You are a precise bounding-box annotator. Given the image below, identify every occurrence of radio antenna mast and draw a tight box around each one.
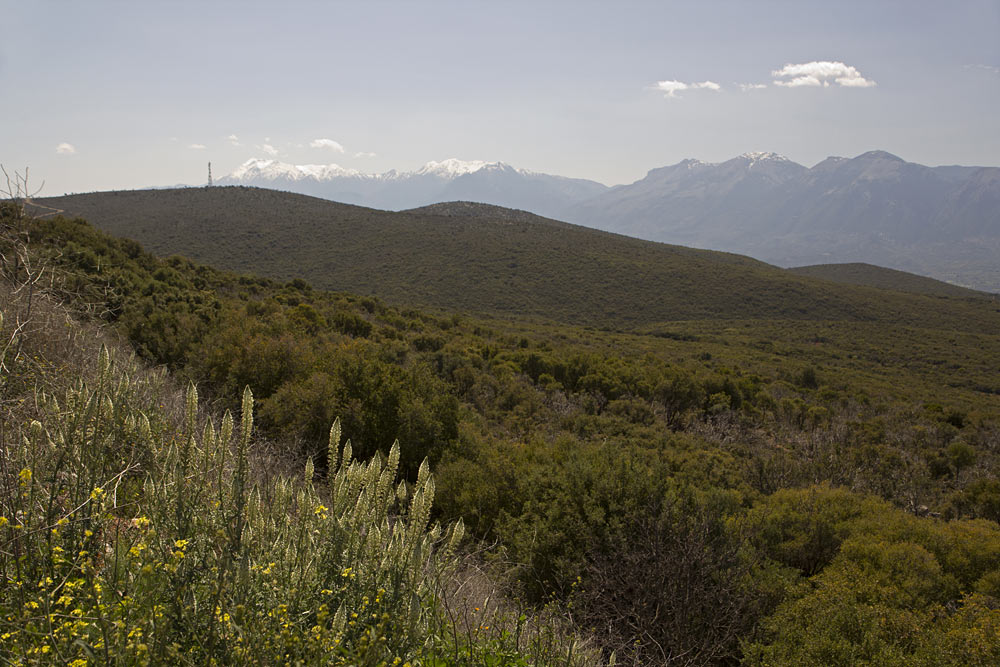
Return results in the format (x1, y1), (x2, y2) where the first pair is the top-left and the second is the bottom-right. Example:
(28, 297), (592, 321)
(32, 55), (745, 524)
(207, 162), (213, 187)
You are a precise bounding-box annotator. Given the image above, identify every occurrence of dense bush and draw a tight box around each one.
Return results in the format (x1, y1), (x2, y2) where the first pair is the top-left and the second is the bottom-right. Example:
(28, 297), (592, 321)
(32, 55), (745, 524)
(5, 206), (1000, 663)
(0, 340), (598, 665)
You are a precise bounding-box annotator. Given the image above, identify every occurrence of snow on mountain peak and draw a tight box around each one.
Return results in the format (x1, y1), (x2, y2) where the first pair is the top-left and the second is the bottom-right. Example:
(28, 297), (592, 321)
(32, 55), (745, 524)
(416, 159), (505, 177)
(227, 157), (524, 183)
(681, 158), (710, 169)
(739, 151), (790, 165)
(229, 158), (362, 181)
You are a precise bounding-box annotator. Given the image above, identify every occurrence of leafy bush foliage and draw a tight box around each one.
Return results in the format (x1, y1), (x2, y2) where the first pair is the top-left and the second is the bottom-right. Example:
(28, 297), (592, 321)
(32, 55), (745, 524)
(5, 203), (1000, 663)
(0, 338), (596, 665)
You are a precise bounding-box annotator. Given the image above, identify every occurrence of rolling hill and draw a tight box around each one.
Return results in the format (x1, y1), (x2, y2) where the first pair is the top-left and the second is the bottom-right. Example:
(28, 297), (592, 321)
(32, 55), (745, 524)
(32, 187), (1000, 332)
(788, 263), (988, 298)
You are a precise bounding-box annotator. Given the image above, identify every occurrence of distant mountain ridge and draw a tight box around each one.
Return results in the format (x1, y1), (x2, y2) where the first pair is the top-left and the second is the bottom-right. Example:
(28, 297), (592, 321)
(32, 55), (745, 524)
(214, 151), (999, 291)
(566, 150), (1000, 292)
(217, 157), (607, 219)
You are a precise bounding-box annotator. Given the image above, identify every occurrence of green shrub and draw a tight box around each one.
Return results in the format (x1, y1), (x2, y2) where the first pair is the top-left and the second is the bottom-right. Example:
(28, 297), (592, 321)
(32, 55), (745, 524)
(0, 343), (597, 665)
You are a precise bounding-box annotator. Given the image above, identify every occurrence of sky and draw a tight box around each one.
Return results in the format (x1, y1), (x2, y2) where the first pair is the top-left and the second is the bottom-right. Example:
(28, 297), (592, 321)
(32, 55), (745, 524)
(2, 0), (999, 194)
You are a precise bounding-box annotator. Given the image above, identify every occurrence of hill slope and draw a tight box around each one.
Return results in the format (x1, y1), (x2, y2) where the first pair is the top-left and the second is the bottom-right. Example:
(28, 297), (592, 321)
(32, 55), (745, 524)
(788, 263), (988, 298)
(563, 151), (1000, 292)
(33, 187), (1000, 332)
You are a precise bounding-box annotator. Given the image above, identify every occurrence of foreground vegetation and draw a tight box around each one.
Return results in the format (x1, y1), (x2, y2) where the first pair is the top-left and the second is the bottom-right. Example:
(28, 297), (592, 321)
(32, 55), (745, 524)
(0, 210), (598, 664)
(4, 194), (1000, 664)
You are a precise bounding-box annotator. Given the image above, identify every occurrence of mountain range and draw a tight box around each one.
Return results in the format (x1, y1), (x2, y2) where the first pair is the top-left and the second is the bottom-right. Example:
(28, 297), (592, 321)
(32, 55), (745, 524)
(219, 151), (1000, 291)
(217, 157), (605, 218)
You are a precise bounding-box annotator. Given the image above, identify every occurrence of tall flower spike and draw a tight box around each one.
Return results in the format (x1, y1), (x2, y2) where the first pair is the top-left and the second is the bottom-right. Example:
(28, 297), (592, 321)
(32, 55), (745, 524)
(240, 386), (253, 449)
(202, 417), (216, 452)
(386, 440), (400, 480)
(185, 382), (198, 435)
(416, 458), (430, 490)
(138, 413), (151, 442)
(220, 410), (233, 447)
(97, 344), (111, 385)
(328, 418), (341, 473)
(445, 518), (465, 556)
(341, 439), (352, 469)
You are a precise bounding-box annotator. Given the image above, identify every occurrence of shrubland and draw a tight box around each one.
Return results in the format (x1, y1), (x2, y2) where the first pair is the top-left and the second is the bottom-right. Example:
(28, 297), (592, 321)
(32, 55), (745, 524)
(3, 197), (999, 664)
(0, 200), (598, 665)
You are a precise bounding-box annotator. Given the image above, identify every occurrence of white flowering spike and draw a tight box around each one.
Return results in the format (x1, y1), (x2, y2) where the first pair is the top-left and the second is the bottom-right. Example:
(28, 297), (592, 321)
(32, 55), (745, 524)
(416, 458), (430, 490)
(97, 344), (111, 383)
(328, 418), (341, 472)
(185, 382), (198, 434)
(240, 386), (253, 450)
(342, 439), (352, 469)
(386, 440), (400, 477)
(220, 411), (233, 446)
(446, 518), (465, 555)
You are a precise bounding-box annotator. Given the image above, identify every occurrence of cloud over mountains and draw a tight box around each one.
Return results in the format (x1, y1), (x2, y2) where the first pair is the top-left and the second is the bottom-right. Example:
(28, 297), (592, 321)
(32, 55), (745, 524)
(772, 61), (876, 88)
(653, 60), (876, 97)
(653, 79), (722, 98)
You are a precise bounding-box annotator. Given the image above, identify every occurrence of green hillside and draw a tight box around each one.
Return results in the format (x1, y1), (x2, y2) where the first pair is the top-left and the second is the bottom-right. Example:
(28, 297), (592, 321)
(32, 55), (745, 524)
(34, 187), (1000, 333)
(789, 262), (990, 298)
(5, 198), (1000, 665)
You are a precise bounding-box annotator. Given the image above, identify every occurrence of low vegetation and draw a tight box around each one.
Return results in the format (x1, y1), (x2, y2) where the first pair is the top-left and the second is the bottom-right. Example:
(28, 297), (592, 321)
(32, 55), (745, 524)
(4, 193), (999, 664)
(33, 188), (1000, 330)
(0, 205), (599, 665)
(789, 262), (990, 298)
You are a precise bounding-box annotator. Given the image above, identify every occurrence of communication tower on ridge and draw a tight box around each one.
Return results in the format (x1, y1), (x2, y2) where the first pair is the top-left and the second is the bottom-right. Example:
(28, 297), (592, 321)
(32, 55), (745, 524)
(207, 162), (213, 187)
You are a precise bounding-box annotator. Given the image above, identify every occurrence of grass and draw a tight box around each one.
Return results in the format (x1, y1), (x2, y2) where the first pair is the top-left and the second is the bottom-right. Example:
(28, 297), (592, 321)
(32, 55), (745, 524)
(0, 287), (601, 667)
(33, 187), (1000, 332)
(8, 193), (1000, 663)
(788, 262), (991, 298)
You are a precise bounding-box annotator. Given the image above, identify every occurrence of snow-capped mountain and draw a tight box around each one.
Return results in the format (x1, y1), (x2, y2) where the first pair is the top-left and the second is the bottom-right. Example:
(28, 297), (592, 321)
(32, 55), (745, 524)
(565, 150), (1000, 291)
(218, 158), (607, 217)
(228, 159), (369, 181)
(217, 151), (1000, 290)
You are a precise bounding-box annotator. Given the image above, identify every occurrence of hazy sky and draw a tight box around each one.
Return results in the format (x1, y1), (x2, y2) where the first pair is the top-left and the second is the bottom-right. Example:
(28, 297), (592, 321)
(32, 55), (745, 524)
(3, 0), (998, 194)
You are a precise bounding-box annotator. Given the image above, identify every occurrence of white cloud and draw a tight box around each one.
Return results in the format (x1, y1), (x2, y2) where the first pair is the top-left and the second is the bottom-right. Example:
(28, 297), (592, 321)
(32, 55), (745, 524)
(964, 63), (999, 75)
(228, 134), (241, 146)
(772, 61), (876, 88)
(310, 138), (345, 152)
(653, 79), (722, 98)
(739, 83), (768, 92)
(654, 80), (688, 97)
(55, 142), (76, 155)
(354, 151), (377, 158)
(189, 143), (207, 150)
(258, 143), (279, 156)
